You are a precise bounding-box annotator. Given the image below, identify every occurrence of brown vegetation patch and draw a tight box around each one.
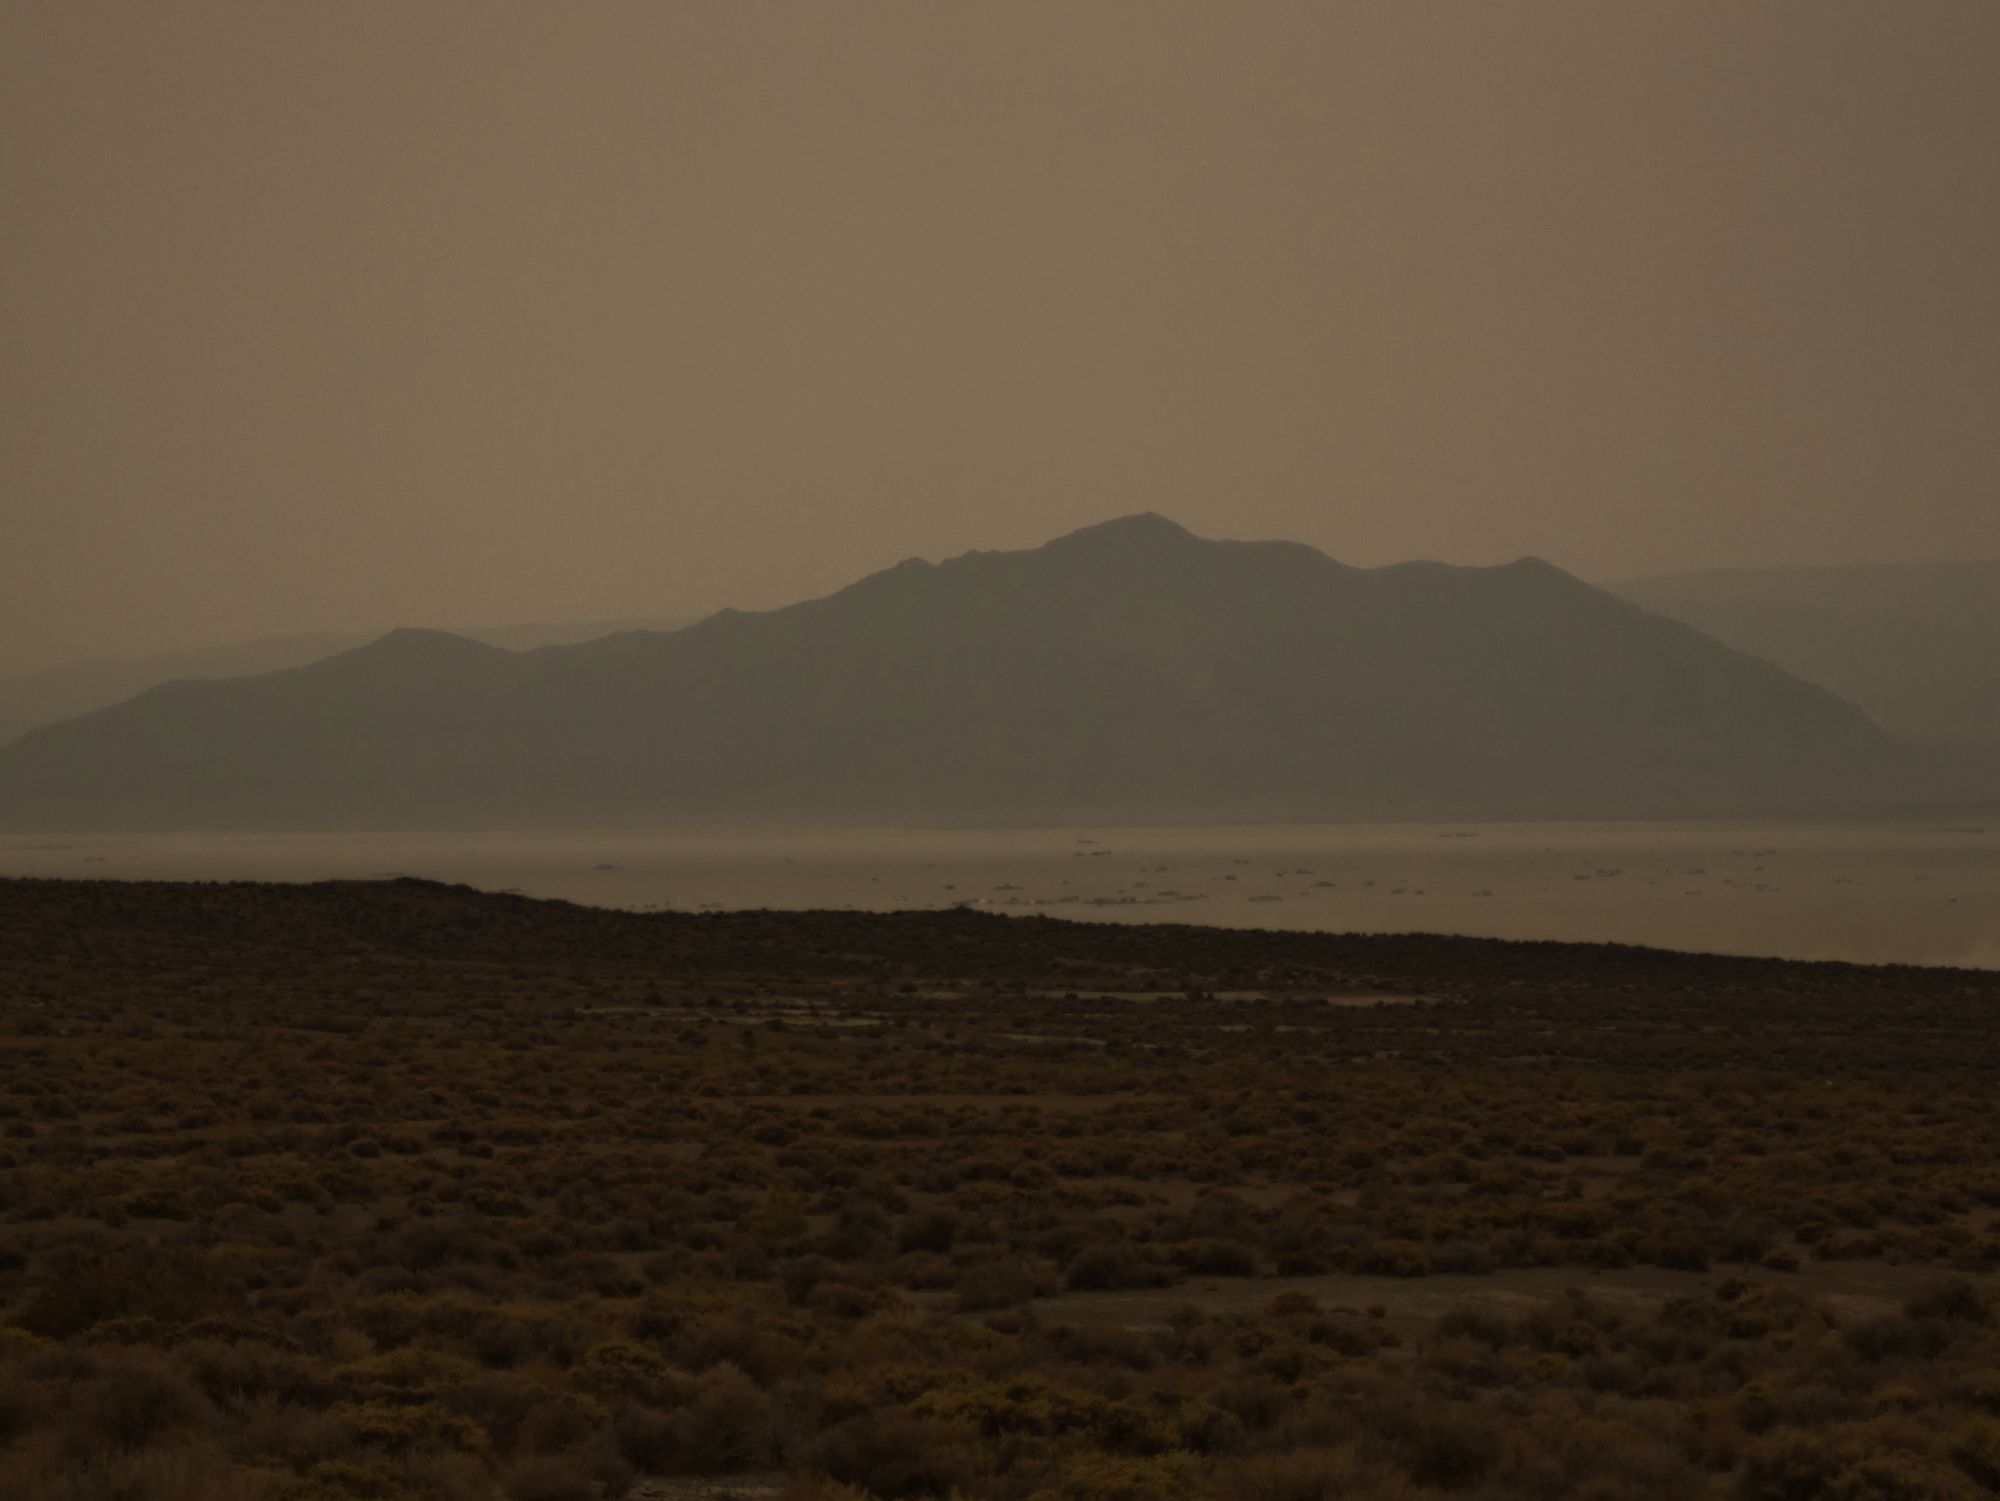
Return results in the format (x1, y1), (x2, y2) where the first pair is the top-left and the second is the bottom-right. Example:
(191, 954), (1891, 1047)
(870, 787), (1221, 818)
(2, 874), (1999, 1499)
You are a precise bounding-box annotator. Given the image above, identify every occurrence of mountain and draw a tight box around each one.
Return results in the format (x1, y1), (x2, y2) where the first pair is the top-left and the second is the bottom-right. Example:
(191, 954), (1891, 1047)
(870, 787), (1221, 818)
(0, 515), (1903, 830)
(0, 633), (367, 751)
(0, 616), (694, 750)
(1614, 561), (2000, 745)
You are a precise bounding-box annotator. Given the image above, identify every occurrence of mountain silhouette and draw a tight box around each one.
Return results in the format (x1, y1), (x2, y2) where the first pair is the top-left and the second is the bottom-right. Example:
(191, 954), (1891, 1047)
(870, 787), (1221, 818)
(1615, 560), (2000, 745)
(0, 613), (698, 750)
(0, 516), (1899, 829)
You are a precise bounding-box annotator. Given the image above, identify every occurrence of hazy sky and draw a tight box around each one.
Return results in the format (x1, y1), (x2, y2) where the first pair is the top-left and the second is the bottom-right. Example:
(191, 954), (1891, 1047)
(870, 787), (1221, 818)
(5, 1), (1997, 675)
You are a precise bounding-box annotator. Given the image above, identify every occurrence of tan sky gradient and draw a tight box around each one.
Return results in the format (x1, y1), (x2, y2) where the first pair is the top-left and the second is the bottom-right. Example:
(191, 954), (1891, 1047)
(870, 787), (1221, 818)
(4, 0), (1997, 675)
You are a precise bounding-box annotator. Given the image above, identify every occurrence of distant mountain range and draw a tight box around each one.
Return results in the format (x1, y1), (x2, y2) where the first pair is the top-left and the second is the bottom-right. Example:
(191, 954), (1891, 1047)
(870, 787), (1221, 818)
(0, 515), (1921, 830)
(1614, 561), (2000, 745)
(0, 616), (694, 750)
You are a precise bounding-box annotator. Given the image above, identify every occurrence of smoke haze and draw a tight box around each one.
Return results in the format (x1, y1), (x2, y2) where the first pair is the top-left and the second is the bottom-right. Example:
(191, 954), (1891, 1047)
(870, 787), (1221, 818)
(6, 1), (1998, 675)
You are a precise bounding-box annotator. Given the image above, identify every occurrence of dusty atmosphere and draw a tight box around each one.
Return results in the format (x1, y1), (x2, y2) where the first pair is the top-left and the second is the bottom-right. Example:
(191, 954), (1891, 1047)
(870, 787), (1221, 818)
(4, 4), (1998, 1499)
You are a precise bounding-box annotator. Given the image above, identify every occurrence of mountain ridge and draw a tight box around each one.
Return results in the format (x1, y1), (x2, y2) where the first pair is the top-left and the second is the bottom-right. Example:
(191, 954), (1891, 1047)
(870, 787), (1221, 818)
(0, 614), (700, 750)
(1614, 560), (2000, 743)
(0, 517), (1910, 830)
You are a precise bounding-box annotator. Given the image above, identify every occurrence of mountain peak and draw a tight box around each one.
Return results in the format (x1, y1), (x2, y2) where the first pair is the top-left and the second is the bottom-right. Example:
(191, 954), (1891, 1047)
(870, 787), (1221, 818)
(351, 628), (496, 658)
(307, 628), (506, 677)
(1044, 513), (1198, 551)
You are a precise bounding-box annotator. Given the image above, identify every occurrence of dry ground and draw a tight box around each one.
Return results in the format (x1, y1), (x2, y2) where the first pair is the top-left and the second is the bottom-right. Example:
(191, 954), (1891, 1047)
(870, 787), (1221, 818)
(2, 876), (2000, 1500)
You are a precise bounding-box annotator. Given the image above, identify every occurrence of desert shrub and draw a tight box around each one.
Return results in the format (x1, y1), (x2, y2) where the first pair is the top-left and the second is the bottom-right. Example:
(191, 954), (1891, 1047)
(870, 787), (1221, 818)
(680, 1362), (777, 1473)
(1733, 1381), (1781, 1434)
(898, 1209), (959, 1254)
(1648, 1235), (1710, 1273)
(574, 1341), (692, 1408)
(780, 1254), (833, 1305)
(1220, 1444), (1413, 1501)
(336, 1345), (482, 1398)
(811, 1280), (882, 1318)
(503, 1455), (599, 1501)
(1906, 1279), (1992, 1325)
(1843, 1315), (1952, 1365)
(1389, 1402), (1503, 1489)
(1169, 1397), (1244, 1456)
(340, 1399), (490, 1458)
(178, 1336), (330, 1406)
(1170, 1239), (1258, 1276)
(84, 1347), (212, 1452)
(1737, 1433), (1844, 1500)
(401, 1452), (496, 1501)
(1533, 1412), (1707, 1501)
(0, 1326), (52, 1363)
(461, 1311), (537, 1368)
(1951, 1417), (2000, 1491)
(820, 1409), (973, 1498)
(1837, 1449), (1986, 1501)
(1771, 1378), (1866, 1430)
(1029, 1451), (1203, 1500)
(0, 1373), (34, 1450)
(1355, 1240), (1433, 1278)
(565, 1374), (649, 1459)
(436, 1374), (603, 1462)
(1046, 1322), (1162, 1372)
(895, 1252), (958, 1290)
(1273, 1245), (1336, 1277)
(1065, 1243), (1172, 1292)
(1, 1438), (268, 1501)
(957, 1260), (1035, 1312)
(1432, 1305), (1516, 1351)
(15, 1247), (221, 1339)
(1428, 1239), (1500, 1275)
(610, 1402), (681, 1471)
(677, 1311), (801, 1385)
(1213, 1375), (1290, 1433)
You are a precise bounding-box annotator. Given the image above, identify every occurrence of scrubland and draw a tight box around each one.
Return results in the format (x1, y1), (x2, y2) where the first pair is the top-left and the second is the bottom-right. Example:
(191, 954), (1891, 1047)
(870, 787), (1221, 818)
(2, 876), (1999, 1500)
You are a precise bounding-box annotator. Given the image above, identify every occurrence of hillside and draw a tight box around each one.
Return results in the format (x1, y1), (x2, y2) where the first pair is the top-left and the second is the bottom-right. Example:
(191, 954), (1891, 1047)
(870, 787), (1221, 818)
(0, 615), (695, 750)
(1616, 560), (2000, 745)
(0, 516), (1897, 829)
